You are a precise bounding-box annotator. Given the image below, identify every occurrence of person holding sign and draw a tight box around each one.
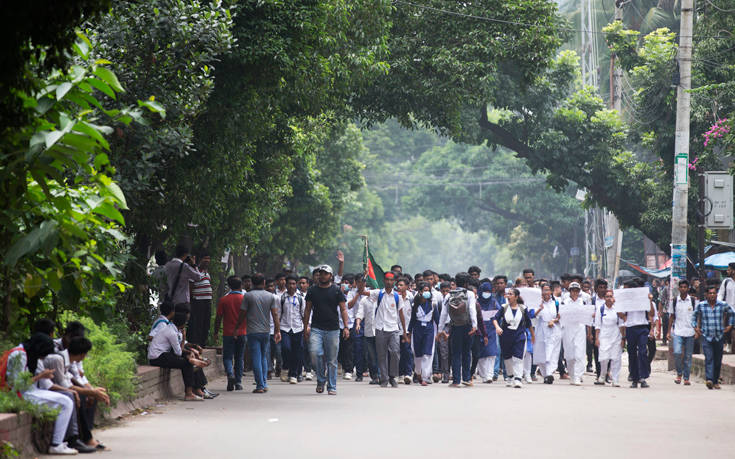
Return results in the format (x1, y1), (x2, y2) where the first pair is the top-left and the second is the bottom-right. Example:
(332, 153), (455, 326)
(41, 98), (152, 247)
(594, 290), (625, 387)
(492, 288), (533, 388)
(475, 282), (498, 383)
(559, 282), (593, 386)
(534, 284), (562, 384)
(621, 280), (656, 388)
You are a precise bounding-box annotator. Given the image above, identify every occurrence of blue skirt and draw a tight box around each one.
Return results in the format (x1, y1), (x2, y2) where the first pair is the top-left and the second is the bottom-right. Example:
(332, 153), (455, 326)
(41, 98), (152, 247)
(412, 322), (435, 357)
(478, 321), (498, 357)
(499, 327), (526, 360)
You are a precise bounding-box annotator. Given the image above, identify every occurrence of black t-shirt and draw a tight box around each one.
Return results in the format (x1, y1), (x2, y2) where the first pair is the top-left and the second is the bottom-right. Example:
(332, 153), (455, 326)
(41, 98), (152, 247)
(306, 284), (346, 331)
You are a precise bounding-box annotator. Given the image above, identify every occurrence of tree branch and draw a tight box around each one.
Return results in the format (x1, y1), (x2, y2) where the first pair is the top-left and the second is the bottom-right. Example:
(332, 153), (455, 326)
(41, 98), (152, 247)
(476, 200), (537, 226)
(478, 107), (534, 159)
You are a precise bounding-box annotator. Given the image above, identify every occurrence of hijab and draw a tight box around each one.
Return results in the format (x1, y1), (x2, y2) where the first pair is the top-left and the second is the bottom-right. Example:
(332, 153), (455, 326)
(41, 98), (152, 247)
(478, 282), (494, 308)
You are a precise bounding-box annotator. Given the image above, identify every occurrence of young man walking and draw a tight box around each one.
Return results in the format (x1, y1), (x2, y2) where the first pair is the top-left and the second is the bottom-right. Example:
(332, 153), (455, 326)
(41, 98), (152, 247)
(279, 275), (306, 384)
(668, 279), (696, 385)
(235, 274), (281, 393)
(438, 272), (478, 387)
(623, 280), (656, 388)
(214, 276), (247, 391)
(361, 272), (407, 388)
(693, 285), (734, 389)
(304, 265), (350, 395)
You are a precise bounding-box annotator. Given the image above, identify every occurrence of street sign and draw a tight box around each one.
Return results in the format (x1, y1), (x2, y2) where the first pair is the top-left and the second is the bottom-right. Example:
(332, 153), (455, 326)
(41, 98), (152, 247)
(705, 171), (734, 229)
(675, 153), (688, 185)
(604, 235), (614, 249)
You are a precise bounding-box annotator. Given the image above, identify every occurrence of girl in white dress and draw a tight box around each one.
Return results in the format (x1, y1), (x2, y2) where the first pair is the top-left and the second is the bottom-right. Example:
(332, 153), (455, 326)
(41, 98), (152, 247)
(594, 290), (626, 387)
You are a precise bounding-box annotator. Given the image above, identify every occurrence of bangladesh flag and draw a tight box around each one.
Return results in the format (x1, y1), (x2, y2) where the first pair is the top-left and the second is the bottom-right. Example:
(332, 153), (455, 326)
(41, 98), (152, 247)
(363, 244), (385, 289)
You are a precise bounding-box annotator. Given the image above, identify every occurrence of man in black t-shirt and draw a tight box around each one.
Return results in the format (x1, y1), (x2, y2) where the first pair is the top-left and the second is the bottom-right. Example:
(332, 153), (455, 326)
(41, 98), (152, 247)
(304, 264), (350, 395)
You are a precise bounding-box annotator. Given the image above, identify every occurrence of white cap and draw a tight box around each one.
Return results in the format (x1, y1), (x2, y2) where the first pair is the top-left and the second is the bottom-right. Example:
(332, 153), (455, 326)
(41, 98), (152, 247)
(316, 264), (333, 275)
(569, 282), (581, 290)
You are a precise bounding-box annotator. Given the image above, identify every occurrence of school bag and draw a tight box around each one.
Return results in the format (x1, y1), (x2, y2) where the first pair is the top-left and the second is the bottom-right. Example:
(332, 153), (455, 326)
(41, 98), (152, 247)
(280, 293), (305, 321)
(599, 305), (621, 326)
(447, 288), (470, 326)
(376, 290), (401, 329)
(0, 346), (25, 394)
(669, 296), (696, 325)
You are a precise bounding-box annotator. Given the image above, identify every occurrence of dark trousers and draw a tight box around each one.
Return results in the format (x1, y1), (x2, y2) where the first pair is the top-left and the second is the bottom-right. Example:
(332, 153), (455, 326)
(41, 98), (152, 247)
(399, 340), (413, 376)
(365, 336), (379, 380)
(627, 325), (650, 381)
(78, 394), (96, 443)
(470, 335), (483, 376)
(303, 337), (312, 372)
(338, 329), (354, 374)
(449, 324), (472, 384)
(281, 330), (304, 378)
(661, 313), (670, 344)
(353, 330), (365, 376)
(268, 334), (282, 372)
(188, 298), (211, 346)
(702, 338), (724, 382)
(150, 352), (194, 388)
(647, 336), (657, 365)
(433, 338), (450, 376)
(558, 345), (567, 375)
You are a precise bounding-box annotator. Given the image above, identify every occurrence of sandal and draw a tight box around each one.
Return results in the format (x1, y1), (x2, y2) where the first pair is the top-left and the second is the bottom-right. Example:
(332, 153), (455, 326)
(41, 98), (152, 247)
(674, 376), (681, 384)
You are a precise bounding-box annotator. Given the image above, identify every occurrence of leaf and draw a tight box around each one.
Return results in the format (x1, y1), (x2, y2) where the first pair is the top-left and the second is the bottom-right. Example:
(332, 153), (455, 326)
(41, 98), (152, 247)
(23, 274), (43, 298)
(103, 182), (128, 210)
(94, 153), (110, 169)
(55, 82), (73, 101)
(137, 100), (166, 119)
(4, 221), (59, 266)
(59, 277), (81, 305)
(92, 202), (125, 224)
(86, 77), (115, 99)
(93, 67), (124, 93)
(75, 121), (110, 150)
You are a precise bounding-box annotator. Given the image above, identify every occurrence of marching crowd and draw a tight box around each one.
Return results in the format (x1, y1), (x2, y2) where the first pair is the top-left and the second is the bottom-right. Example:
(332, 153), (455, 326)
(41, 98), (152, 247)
(4, 242), (735, 455)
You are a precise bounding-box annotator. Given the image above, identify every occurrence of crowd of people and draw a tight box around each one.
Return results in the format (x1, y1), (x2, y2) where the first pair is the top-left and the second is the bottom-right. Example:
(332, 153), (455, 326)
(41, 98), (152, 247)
(5, 244), (735, 455)
(1, 320), (110, 455)
(146, 243), (735, 398)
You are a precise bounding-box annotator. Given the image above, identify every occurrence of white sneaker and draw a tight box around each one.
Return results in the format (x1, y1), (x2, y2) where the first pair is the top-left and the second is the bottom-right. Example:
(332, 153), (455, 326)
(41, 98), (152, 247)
(403, 375), (412, 385)
(525, 376), (532, 384)
(573, 378), (582, 386)
(305, 372), (313, 381)
(612, 381), (621, 387)
(514, 379), (523, 388)
(343, 372), (352, 380)
(505, 378), (513, 387)
(289, 377), (297, 384)
(48, 442), (78, 455)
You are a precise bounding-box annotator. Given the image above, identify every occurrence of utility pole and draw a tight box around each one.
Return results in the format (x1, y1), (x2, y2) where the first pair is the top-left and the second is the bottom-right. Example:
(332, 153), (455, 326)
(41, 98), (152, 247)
(670, 0), (694, 284)
(606, 1), (625, 285)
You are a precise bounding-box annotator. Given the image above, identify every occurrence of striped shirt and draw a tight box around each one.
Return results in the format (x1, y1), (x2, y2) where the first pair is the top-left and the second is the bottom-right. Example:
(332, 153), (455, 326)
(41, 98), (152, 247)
(192, 272), (213, 300)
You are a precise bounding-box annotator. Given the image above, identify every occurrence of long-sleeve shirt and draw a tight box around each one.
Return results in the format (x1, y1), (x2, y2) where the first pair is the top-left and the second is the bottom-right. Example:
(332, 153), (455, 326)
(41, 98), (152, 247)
(438, 290), (478, 333)
(717, 278), (735, 310)
(148, 323), (182, 360)
(369, 289), (402, 333)
(355, 293), (377, 337)
(691, 300), (735, 342)
(164, 258), (205, 305)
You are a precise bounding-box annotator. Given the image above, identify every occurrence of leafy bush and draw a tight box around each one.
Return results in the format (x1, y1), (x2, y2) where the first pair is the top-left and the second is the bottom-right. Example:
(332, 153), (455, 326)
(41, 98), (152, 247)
(0, 391), (59, 423)
(65, 314), (137, 407)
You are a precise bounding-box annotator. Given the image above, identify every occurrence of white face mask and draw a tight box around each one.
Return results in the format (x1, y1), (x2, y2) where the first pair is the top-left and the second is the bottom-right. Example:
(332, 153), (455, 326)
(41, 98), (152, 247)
(481, 292), (492, 299)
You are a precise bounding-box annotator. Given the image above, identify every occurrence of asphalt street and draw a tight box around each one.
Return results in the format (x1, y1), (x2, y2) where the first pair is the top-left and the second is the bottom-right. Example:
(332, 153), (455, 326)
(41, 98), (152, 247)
(64, 358), (735, 459)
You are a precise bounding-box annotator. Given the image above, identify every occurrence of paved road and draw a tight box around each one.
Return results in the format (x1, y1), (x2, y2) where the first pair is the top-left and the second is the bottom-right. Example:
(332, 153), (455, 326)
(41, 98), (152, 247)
(74, 362), (735, 459)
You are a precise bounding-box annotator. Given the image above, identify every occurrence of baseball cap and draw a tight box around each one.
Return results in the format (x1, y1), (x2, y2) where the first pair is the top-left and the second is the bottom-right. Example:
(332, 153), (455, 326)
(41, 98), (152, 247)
(316, 264), (333, 275)
(569, 282), (581, 290)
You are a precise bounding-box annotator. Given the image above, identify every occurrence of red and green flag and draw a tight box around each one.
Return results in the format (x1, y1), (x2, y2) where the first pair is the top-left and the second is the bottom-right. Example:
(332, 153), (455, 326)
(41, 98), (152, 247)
(363, 242), (385, 289)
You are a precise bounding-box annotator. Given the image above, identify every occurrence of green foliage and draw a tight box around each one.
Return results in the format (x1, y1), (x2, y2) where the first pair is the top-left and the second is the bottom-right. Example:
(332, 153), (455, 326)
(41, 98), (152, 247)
(0, 391), (59, 424)
(68, 314), (138, 406)
(0, 33), (159, 339)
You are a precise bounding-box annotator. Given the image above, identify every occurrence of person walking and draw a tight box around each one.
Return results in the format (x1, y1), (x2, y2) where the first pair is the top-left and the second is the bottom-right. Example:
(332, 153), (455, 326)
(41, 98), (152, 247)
(303, 265), (350, 395)
(559, 282), (591, 386)
(213, 276), (247, 391)
(409, 282), (440, 386)
(692, 285), (735, 389)
(438, 273), (478, 387)
(234, 274), (281, 394)
(279, 275), (306, 384)
(534, 284), (562, 384)
(622, 280), (656, 388)
(668, 279), (696, 385)
(594, 289), (625, 387)
(475, 282), (498, 383)
(492, 288), (533, 388)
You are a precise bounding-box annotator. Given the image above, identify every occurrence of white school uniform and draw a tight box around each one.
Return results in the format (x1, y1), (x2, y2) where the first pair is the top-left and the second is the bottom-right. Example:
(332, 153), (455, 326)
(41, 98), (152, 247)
(560, 296), (593, 384)
(595, 304), (623, 383)
(533, 298), (562, 377)
(355, 291), (376, 337)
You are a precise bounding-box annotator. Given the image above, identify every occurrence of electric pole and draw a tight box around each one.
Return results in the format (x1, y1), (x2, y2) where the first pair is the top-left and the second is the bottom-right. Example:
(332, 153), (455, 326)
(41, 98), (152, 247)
(670, 0), (694, 283)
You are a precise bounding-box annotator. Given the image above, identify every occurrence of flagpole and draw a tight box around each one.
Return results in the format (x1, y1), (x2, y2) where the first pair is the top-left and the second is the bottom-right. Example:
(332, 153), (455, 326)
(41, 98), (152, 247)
(360, 235), (368, 273)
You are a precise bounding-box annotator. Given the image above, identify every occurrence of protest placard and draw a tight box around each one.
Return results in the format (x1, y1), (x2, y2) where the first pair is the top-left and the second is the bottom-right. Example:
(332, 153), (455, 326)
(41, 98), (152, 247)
(612, 287), (651, 312)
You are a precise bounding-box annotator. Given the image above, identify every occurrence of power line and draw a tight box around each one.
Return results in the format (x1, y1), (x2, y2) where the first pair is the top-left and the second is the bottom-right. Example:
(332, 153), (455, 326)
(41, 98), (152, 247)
(392, 0), (734, 40)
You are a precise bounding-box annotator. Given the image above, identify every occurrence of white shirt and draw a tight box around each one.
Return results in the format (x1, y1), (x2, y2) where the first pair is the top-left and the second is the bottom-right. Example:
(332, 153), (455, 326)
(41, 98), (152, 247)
(398, 292), (414, 333)
(672, 295), (696, 337)
(369, 289), (402, 332)
(148, 323), (182, 360)
(341, 289), (359, 329)
(279, 292), (305, 333)
(718, 278), (735, 310)
(538, 297), (560, 330)
(69, 360), (90, 386)
(269, 292), (280, 334)
(149, 315), (170, 338)
(355, 292), (377, 337)
(438, 289), (478, 333)
(624, 310), (650, 328)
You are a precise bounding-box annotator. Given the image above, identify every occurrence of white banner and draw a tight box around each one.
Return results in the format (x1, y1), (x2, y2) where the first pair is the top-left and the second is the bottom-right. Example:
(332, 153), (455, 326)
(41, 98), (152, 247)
(517, 287), (542, 309)
(612, 287), (651, 312)
(560, 301), (595, 326)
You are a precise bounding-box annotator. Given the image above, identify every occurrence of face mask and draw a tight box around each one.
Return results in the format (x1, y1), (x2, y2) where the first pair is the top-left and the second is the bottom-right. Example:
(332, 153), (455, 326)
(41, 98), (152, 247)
(422, 291), (432, 299)
(342, 285), (349, 292)
(481, 292), (492, 299)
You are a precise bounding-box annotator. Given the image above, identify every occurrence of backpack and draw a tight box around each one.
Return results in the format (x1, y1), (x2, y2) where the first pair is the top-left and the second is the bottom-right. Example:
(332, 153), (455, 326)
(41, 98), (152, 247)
(0, 346), (25, 394)
(280, 293), (304, 319)
(670, 296), (696, 325)
(599, 305), (621, 326)
(447, 288), (470, 326)
(722, 278), (732, 302)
